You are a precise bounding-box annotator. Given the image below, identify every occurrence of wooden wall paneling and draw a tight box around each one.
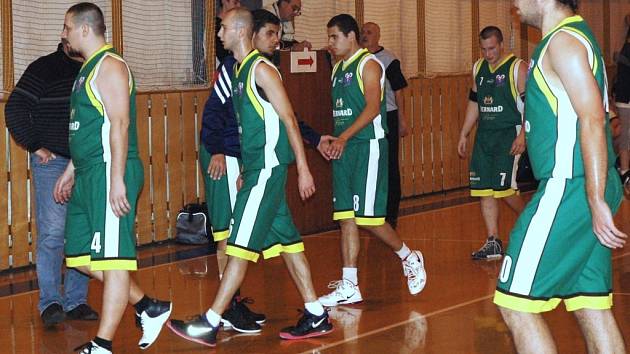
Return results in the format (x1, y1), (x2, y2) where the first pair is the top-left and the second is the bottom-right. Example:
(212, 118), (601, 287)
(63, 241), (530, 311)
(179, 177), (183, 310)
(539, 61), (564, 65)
(1, 0), (14, 89)
(111, 0), (123, 53)
(150, 94), (169, 241)
(471, 0), (480, 65)
(400, 84), (414, 197)
(196, 91), (210, 199)
(418, 78), (431, 195)
(166, 93), (184, 233)
(457, 76), (471, 186)
(181, 91), (199, 204)
(0, 101), (9, 269)
(8, 138), (29, 267)
(442, 76), (459, 190)
(431, 77), (444, 192)
(136, 94), (153, 244)
(426, 78), (440, 193)
(417, 0), (426, 74)
(413, 78), (432, 195)
(603, 0), (610, 63)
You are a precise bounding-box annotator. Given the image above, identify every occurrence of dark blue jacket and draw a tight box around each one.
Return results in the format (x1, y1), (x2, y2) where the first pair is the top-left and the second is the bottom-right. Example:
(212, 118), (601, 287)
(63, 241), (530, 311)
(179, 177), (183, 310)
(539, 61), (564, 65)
(200, 55), (321, 157)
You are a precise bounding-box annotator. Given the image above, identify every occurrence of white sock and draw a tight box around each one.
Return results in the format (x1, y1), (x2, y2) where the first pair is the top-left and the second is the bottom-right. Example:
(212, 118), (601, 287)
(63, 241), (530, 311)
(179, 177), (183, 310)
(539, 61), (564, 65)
(305, 301), (325, 316)
(342, 267), (358, 285)
(205, 309), (221, 327)
(396, 243), (412, 260)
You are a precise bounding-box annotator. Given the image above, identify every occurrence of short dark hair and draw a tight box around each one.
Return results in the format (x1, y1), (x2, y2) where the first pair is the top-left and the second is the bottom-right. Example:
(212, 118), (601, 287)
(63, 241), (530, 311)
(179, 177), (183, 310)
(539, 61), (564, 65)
(480, 26), (503, 43)
(252, 9), (280, 34)
(557, 0), (578, 11)
(67, 2), (106, 36)
(327, 14), (359, 42)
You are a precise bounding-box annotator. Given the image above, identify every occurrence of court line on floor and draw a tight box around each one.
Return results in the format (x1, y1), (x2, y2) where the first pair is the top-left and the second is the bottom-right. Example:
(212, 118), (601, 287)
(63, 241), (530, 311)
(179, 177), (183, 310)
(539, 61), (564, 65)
(301, 294), (494, 354)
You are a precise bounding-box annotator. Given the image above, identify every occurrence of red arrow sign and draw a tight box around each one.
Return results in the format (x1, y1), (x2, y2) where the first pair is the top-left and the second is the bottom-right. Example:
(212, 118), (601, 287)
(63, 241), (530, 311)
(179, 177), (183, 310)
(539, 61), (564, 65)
(297, 56), (314, 67)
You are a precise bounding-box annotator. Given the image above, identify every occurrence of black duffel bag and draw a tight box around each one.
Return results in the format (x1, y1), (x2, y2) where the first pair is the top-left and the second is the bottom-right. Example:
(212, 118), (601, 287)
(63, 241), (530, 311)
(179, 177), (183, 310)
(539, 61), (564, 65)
(175, 203), (210, 245)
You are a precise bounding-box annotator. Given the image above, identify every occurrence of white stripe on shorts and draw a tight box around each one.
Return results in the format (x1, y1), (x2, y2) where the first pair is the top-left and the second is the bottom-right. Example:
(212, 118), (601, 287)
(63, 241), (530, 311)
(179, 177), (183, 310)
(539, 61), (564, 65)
(234, 168), (272, 247)
(364, 140), (380, 216)
(509, 178), (566, 295)
(226, 156), (239, 211)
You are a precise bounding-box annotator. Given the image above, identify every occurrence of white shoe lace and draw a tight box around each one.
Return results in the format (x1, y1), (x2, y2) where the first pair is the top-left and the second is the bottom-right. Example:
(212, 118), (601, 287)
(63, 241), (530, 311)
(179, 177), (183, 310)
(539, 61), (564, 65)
(325, 280), (346, 298)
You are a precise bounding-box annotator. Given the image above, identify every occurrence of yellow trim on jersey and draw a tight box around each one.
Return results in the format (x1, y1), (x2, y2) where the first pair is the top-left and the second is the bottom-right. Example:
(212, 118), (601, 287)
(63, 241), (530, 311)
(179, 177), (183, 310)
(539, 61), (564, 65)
(81, 44), (113, 70)
(66, 255), (91, 268)
(543, 15), (584, 41)
(355, 217), (386, 226)
(235, 49), (260, 76)
(342, 48), (369, 71)
(331, 60), (342, 80)
(508, 60), (519, 102)
(245, 59), (265, 119)
(488, 54), (514, 74)
(85, 67), (105, 116)
(564, 294), (612, 311)
(532, 66), (558, 116)
(212, 230), (230, 242)
(91, 259), (138, 271)
(262, 242), (305, 259)
(333, 210), (355, 220)
(226, 245), (260, 262)
(473, 58), (484, 77)
(470, 189), (494, 197)
(493, 291), (562, 313)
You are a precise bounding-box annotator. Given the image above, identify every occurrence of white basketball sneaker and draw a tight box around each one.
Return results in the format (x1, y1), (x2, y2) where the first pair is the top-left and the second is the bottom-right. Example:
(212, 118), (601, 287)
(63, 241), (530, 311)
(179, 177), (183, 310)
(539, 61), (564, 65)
(318, 279), (363, 307)
(403, 251), (427, 295)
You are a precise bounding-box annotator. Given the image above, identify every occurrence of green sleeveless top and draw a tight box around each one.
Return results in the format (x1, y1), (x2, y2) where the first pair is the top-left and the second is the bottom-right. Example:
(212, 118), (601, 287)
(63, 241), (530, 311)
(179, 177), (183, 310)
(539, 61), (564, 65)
(231, 50), (294, 171)
(525, 15), (614, 179)
(331, 48), (387, 141)
(69, 44), (139, 169)
(474, 54), (523, 131)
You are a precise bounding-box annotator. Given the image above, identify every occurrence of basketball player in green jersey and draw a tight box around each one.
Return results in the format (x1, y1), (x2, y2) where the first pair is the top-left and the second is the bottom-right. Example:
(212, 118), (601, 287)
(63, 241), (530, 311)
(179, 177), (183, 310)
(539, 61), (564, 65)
(54, 3), (171, 353)
(167, 8), (332, 347)
(457, 26), (526, 260)
(319, 14), (426, 307)
(495, 0), (627, 352)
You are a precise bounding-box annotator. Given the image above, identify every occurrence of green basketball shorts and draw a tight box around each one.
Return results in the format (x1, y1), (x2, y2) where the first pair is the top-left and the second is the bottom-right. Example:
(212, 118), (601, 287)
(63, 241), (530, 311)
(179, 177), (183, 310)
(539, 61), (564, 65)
(494, 168), (622, 313)
(65, 159), (144, 271)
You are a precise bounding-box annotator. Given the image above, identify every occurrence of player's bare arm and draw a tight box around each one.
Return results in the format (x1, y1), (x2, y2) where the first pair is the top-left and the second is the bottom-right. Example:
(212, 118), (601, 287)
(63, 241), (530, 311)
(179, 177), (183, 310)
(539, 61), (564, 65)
(255, 62), (315, 201)
(548, 31), (627, 249)
(97, 57), (132, 218)
(328, 59), (382, 159)
(510, 61), (528, 156)
(458, 65), (481, 158)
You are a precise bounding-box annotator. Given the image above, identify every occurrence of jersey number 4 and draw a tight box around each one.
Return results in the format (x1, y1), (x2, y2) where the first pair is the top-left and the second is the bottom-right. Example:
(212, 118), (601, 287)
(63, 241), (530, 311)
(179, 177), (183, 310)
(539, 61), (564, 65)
(91, 232), (102, 254)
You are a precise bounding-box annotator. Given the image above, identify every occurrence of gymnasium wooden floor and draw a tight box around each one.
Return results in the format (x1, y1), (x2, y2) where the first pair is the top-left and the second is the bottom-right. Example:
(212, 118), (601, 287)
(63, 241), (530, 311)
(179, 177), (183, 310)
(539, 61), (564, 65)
(1, 192), (629, 353)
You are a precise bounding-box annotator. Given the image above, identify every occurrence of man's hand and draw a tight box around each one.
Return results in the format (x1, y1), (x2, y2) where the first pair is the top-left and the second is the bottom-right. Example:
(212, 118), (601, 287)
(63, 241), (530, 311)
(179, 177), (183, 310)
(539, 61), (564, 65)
(590, 199), (627, 249)
(327, 137), (347, 160)
(35, 148), (56, 164)
(297, 169), (316, 201)
(292, 40), (312, 51)
(510, 131), (526, 155)
(207, 154), (227, 180)
(53, 165), (75, 204)
(316, 135), (337, 161)
(109, 178), (131, 218)
(457, 135), (468, 158)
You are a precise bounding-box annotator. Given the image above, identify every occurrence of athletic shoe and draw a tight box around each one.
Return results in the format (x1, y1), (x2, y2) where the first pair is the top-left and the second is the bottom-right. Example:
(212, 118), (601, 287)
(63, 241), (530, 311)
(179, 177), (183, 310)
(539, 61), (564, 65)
(66, 304), (99, 321)
(74, 341), (111, 354)
(167, 315), (219, 348)
(471, 237), (503, 260)
(318, 279), (363, 307)
(403, 251), (427, 295)
(221, 303), (262, 333)
(136, 298), (172, 350)
(622, 170), (630, 186)
(279, 309), (333, 340)
(235, 296), (267, 324)
(41, 303), (65, 327)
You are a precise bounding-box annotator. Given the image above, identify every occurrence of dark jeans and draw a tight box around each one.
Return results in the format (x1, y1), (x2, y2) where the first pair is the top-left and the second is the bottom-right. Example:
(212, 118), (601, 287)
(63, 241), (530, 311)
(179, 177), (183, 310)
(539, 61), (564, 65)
(386, 110), (401, 226)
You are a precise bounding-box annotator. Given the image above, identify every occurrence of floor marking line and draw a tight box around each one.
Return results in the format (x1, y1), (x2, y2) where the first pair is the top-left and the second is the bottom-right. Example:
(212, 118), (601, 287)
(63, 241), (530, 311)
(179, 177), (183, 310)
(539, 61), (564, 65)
(301, 294), (494, 353)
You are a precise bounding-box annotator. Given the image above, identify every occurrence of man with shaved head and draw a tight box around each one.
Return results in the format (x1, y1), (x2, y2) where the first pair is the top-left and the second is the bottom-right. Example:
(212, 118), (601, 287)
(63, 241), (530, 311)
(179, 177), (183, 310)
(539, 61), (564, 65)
(361, 21), (409, 229)
(167, 7), (332, 347)
(55, 3), (172, 353)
